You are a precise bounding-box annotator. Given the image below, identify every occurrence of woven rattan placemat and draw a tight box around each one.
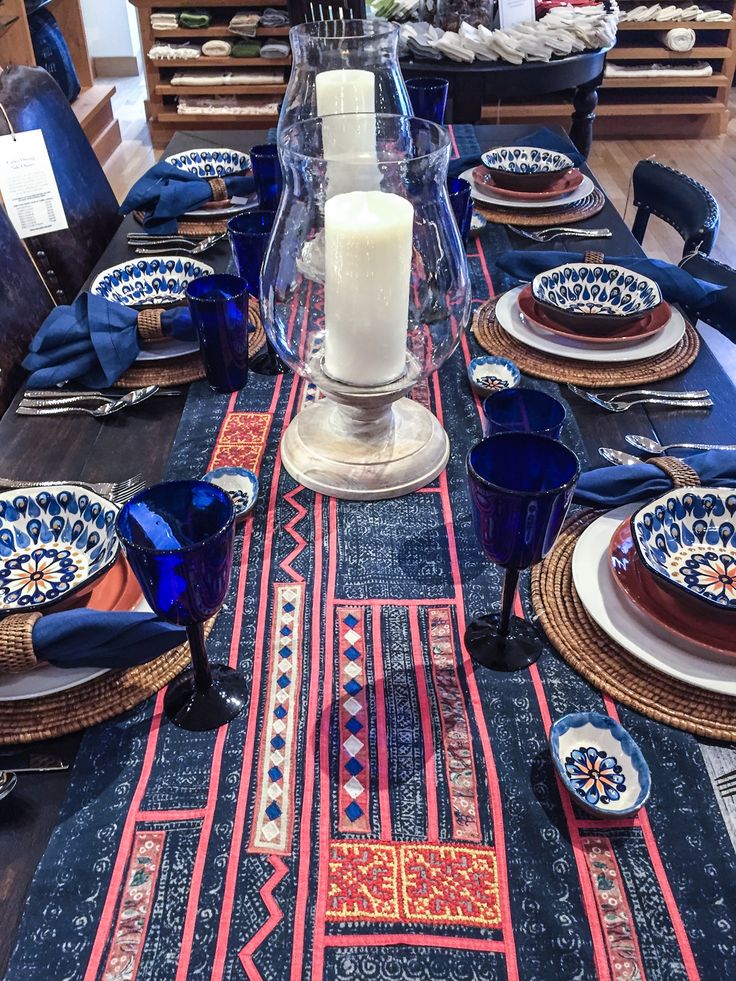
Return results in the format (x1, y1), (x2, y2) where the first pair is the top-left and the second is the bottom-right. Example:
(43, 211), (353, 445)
(476, 187), (605, 227)
(530, 510), (736, 740)
(114, 298), (266, 389)
(132, 210), (229, 238)
(472, 298), (700, 388)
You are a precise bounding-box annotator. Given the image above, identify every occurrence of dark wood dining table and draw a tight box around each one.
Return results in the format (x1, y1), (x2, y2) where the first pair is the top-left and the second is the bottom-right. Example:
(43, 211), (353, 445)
(0, 124), (733, 976)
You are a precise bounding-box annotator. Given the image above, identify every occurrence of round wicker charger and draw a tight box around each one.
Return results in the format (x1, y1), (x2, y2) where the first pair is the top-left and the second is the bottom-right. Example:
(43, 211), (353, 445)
(476, 187), (605, 227)
(132, 210), (229, 238)
(114, 298), (267, 389)
(530, 510), (736, 741)
(472, 298), (700, 388)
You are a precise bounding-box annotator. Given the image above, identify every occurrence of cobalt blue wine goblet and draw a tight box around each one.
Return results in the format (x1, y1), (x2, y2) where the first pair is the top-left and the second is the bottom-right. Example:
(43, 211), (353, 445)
(406, 76), (449, 125)
(465, 433), (580, 671)
(187, 273), (250, 394)
(481, 388), (566, 440)
(250, 144), (283, 211)
(116, 480), (248, 731)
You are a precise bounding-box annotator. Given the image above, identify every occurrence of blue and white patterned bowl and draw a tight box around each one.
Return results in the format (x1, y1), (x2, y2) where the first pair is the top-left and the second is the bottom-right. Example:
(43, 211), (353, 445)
(550, 711), (651, 817)
(165, 147), (251, 178)
(202, 467), (259, 524)
(90, 257), (215, 308)
(632, 487), (736, 612)
(532, 262), (662, 331)
(467, 356), (520, 396)
(481, 146), (574, 190)
(0, 485), (120, 613)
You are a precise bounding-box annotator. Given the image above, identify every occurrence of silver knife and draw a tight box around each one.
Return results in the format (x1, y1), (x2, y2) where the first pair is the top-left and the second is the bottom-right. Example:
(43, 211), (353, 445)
(0, 752), (70, 772)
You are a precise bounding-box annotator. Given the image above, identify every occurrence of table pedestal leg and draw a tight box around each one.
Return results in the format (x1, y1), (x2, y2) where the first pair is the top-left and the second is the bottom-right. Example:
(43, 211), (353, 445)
(570, 76), (601, 159)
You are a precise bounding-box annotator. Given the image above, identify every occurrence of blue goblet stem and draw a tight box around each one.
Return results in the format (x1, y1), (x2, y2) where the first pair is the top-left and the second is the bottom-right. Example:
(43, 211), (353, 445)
(187, 622), (213, 692)
(498, 567), (520, 639)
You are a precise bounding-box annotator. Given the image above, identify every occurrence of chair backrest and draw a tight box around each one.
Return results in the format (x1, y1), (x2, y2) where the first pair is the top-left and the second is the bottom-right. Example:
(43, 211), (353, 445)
(679, 252), (736, 341)
(0, 205), (55, 416)
(631, 159), (720, 259)
(0, 65), (121, 303)
(287, 0), (366, 24)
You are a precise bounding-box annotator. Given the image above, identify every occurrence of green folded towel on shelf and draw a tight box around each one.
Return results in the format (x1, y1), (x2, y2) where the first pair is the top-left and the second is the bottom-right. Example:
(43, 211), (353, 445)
(179, 9), (212, 29)
(232, 39), (262, 57)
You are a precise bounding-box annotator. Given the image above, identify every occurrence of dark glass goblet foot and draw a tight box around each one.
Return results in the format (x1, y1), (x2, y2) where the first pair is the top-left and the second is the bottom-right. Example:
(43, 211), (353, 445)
(165, 622), (248, 731)
(464, 613), (542, 672)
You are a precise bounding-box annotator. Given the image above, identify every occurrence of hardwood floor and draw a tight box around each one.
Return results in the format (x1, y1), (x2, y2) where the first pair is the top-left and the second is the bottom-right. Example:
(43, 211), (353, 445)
(102, 74), (736, 370)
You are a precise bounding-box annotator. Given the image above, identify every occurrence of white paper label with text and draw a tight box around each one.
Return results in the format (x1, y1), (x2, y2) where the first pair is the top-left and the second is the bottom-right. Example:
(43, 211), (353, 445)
(0, 130), (68, 238)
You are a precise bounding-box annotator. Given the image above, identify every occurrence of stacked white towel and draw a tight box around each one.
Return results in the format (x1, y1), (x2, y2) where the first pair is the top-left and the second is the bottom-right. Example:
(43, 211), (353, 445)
(177, 95), (280, 115)
(658, 26), (696, 49)
(620, 4), (730, 21)
(148, 43), (201, 60)
(605, 60), (713, 76)
(171, 70), (284, 86)
(202, 40), (234, 56)
(150, 13), (179, 30)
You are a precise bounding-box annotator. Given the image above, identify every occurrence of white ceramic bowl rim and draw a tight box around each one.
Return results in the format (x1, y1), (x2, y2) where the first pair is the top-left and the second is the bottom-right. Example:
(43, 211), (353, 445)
(531, 262), (662, 318)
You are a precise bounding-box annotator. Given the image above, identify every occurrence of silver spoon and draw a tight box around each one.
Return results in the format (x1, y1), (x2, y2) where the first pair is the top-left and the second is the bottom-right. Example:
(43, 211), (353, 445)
(17, 386), (160, 418)
(599, 447), (643, 466)
(626, 435), (736, 455)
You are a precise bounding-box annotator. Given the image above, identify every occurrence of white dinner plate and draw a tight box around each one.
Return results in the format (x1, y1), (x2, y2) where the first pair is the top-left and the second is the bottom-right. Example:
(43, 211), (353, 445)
(460, 168), (595, 210)
(136, 337), (199, 362)
(0, 595), (151, 702)
(572, 505), (736, 697)
(495, 286), (686, 364)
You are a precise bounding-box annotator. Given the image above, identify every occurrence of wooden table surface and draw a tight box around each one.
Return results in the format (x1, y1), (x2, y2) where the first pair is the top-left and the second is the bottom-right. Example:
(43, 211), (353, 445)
(0, 125), (732, 975)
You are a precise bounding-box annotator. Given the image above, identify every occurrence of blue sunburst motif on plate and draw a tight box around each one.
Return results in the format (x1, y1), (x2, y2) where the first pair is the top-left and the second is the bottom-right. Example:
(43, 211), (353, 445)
(0, 485), (120, 612)
(165, 147), (251, 178)
(532, 262), (661, 319)
(90, 256), (214, 307)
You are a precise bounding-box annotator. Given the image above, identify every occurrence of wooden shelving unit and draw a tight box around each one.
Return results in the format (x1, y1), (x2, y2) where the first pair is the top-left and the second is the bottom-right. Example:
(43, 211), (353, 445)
(130, 0), (292, 145)
(481, 2), (736, 139)
(0, 0), (121, 162)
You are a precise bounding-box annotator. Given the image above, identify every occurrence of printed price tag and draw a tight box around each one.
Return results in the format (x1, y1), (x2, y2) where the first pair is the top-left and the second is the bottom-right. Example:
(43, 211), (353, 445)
(0, 129), (68, 238)
(498, 0), (537, 30)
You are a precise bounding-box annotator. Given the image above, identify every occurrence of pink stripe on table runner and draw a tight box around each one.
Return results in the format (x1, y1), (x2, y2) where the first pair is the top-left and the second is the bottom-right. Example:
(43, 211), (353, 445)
(371, 611), (393, 841)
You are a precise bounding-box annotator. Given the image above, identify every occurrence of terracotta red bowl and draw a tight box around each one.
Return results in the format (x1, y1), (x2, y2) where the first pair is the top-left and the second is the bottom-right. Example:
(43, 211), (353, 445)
(481, 146), (575, 192)
(472, 165), (582, 201)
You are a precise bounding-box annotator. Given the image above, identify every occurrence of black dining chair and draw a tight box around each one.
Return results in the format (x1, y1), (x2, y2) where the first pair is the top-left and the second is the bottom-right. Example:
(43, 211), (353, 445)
(631, 159), (720, 260)
(679, 252), (736, 344)
(287, 0), (366, 24)
(0, 205), (55, 417)
(0, 65), (121, 304)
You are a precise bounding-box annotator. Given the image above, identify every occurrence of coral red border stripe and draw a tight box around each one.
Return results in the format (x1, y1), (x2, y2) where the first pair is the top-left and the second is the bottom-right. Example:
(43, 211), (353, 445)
(324, 933), (506, 953)
(408, 605), (440, 842)
(239, 856), (289, 980)
(371, 611), (393, 841)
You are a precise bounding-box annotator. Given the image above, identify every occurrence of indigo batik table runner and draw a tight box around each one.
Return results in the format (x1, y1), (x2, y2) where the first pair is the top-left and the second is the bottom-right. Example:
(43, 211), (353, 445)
(6, 128), (736, 981)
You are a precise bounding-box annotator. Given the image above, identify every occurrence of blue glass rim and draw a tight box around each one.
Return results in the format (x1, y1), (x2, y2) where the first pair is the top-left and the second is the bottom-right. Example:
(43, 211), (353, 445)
(280, 113), (450, 165)
(250, 143), (279, 159)
(466, 433), (580, 498)
(481, 387), (566, 428)
(406, 76), (449, 92)
(227, 210), (276, 237)
(447, 176), (471, 197)
(116, 479), (235, 556)
(186, 273), (249, 304)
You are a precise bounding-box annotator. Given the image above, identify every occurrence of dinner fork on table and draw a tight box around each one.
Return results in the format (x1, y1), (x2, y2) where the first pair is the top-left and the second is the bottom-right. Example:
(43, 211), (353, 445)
(0, 473), (146, 506)
(131, 233), (227, 256)
(567, 384), (712, 413)
(505, 225), (613, 243)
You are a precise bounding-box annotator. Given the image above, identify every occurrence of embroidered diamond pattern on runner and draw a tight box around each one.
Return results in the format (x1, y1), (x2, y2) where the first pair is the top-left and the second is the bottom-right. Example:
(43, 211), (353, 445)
(250, 583), (304, 854)
(326, 841), (500, 928)
(337, 608), (371, 834)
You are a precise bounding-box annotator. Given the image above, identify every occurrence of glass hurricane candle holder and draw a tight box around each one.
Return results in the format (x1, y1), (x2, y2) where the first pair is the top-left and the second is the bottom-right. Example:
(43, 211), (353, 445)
(260, 113), (471, 500)
(278, 19), (411, 138)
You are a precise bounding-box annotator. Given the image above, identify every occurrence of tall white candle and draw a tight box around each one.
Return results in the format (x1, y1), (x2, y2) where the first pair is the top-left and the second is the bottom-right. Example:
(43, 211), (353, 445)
(316, 69), (378, 197)
(324, 190), (414, 387)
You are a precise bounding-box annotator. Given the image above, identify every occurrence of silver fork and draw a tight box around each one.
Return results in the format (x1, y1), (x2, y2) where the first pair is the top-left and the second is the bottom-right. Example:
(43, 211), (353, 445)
(0, 474), (146, 505)
(132, 233), (226, 256)
(506, 225), (613, 243)
(18, 387), (160, 418)
(567, 384), (713, 412)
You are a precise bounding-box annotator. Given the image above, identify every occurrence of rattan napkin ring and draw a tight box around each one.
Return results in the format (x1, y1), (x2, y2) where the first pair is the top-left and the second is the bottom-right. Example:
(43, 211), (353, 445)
(137, 308), (165, 344)
(207, 177), (229, 202)
(647, 455), (701, 488)
(0, 612), (42, 674)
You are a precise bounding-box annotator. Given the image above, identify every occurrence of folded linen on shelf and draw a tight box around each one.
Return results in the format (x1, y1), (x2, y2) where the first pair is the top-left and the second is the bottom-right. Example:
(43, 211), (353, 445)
(260, 6), (290, 25)
(232, 39), (262, 57)
(179, 9), (212, 29)
(260, 38), (290, 58)
(229, 12), (261, 37)
(171, 70), (284, 85)
(202, 39), (234, 56)
(659, 26), (696, 49)
(620, 3), (730, 21)
(150, 13), (179, 30)
(605, 60), (713, 76)
(148, 43), (201, 60)
(177, 95), (280, 115)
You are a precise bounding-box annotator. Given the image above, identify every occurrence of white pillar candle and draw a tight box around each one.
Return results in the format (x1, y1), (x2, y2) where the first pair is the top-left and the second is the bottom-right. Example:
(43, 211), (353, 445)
(324, 190), (414, 387)
(316, 69), (378, 197)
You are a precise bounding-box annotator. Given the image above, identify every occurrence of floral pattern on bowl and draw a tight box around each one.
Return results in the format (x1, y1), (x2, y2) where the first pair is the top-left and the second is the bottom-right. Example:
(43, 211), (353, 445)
(165, 147), (251, 178)
(549, 711), (651, 817)
(0, 485), (120, 613)
(202, 467), (259, 523)
(531, 262), (662, 328)
(467, 356), (520, 396)
(632, 487), (736, 611)
(481, 146), (573, 176)
(90, 257), (214, 308)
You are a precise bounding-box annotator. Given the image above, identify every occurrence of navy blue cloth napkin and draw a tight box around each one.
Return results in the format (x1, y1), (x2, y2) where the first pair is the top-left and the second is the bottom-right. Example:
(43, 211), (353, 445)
(574, 450), (736, 507)
(23, 292), (195, 389)
(119, 161), (255, 234)
(33, 610), (186, 669)
(448, 127), (585, 180)
(497, 250), (724, 311)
